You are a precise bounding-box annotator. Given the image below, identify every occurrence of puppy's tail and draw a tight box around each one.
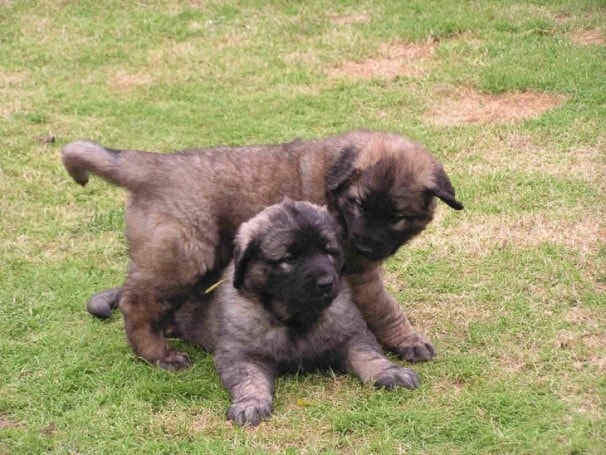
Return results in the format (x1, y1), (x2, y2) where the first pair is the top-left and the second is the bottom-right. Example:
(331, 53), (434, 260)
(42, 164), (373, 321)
(86, 287), (122, 319)
(61, 140), (155, 191)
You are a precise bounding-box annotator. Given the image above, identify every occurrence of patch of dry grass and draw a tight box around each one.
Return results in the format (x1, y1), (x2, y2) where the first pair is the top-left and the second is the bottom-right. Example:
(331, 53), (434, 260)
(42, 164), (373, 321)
(108, 70), (157, 92)
(424, 88), (566, 126)
(0, 70), (31, 118)
(328, 40), (435, 80)
(415, 210), (605, 257)
(570, 29), (604, 45)
(329, 14), (372, 26)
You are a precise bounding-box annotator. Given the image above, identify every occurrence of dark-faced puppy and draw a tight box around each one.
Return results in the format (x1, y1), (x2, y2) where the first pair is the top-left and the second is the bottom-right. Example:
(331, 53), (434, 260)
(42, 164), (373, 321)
(173, 200), (419, 426)
(62, 130), (463, 370)
(325, 134), (464, 362)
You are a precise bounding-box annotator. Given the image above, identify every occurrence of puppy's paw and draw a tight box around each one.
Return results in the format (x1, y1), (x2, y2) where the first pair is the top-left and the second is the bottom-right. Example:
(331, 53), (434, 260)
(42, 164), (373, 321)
(396, 333), (436, 363)
(374, 365), (419, 390)
(157, 351), (192, 371)
(227, 399), (272, 427)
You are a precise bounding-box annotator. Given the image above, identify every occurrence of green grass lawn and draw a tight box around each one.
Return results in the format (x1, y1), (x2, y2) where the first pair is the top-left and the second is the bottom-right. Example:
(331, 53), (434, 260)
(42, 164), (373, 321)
(1, 1), (604, 453)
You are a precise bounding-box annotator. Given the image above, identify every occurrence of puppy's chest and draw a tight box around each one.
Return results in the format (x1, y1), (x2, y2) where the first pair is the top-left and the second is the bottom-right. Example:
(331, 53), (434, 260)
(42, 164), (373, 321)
(249, 313), (350, 364)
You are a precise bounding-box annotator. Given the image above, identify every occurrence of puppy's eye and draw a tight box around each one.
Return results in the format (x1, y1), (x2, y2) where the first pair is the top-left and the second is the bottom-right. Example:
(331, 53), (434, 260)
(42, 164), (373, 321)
(394, 214), (415, 222)
(280, 255), (297, 264)
(346, 195), (360, 206)
(391, 215), (417, 228)
(325, 247), (341, 257)
(265, 255), (294, 266)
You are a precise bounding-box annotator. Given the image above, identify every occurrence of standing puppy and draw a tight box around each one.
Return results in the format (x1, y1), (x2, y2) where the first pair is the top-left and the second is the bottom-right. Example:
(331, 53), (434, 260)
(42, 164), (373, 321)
(62, 130), (463, 370)
(173, 200), (419, 426)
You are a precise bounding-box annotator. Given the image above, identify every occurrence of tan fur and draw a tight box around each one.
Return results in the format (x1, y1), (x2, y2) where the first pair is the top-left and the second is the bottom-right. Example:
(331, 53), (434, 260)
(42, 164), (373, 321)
(63, 130), (463, 370)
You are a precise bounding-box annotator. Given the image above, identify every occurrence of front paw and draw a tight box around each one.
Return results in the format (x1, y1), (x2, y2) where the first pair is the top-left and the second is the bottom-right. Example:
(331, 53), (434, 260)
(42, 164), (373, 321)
(227, 399), (272, 426)
(396, 333), (436, 363)
(374, 365), (419, 390)
(157, 351), (192, 371)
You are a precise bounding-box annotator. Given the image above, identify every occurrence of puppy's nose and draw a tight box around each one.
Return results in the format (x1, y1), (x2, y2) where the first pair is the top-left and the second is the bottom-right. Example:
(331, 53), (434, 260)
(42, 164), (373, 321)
(316, 276), (334, 292)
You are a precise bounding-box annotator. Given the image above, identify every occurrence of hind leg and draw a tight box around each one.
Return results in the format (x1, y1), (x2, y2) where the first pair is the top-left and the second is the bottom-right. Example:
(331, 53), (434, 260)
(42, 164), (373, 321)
(118, 215), (219, 370)
(118, 254), (207, 370)
(119, 286), (191, 370)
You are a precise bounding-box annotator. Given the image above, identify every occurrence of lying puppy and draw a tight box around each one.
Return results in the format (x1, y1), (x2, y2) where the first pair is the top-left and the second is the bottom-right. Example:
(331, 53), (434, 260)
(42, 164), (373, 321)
(172, 199), (419, 426)
(62, 130), (463, 370)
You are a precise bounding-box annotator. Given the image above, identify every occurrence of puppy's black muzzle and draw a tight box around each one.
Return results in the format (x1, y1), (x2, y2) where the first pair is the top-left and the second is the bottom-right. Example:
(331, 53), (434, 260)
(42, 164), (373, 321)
(304, 255), (341, 303)
(351, 239), (392, 261)
(317, 275), (335, 291)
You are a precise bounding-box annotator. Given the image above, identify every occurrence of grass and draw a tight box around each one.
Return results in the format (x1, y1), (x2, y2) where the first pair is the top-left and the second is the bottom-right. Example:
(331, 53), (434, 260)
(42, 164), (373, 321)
(1, 0), (604, 453)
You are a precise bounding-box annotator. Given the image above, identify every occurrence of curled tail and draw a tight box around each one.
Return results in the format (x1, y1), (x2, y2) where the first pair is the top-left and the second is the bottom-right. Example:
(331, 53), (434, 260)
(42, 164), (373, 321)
(86, 287), (122, 319)
(61, 140), (155, 190)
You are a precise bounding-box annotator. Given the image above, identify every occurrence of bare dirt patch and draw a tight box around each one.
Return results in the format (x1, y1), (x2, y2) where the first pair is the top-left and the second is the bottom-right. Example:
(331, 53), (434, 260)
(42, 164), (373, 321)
(557, 328), (606, 374)
(328, 40), (435, 80)
(0, 415), (22, 429)
(570, 29), (604, 45)
(566, 306), (606, 329)
(425, 88), (565, 126)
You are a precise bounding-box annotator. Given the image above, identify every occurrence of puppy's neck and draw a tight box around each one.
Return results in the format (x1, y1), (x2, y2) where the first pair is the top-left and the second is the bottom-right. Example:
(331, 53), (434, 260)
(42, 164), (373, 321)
(262, 297), (331, 334)
(342, 249), (379, 275)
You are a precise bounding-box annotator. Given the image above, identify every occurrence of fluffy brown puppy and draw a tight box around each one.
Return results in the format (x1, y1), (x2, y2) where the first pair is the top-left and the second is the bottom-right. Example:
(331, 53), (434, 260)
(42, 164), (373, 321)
(172, 199), (419, 426)
(62, 130), (463, 370)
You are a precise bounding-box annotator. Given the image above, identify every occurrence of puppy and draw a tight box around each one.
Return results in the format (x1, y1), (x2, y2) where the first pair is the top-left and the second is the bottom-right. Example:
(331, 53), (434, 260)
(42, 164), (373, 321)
(62, 130), (463, 370)
(172, 200), (419, 426)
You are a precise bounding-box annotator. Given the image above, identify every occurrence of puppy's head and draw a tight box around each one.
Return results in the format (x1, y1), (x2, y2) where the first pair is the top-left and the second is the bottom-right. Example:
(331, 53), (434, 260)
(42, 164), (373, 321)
(327, 131), (463, 262)
(232, 200), (345, 327)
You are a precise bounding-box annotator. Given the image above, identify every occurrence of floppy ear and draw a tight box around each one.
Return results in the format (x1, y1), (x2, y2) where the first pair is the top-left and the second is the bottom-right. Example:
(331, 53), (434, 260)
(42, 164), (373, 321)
(232, 238), (259, 289)
(327, 146), (360, 194)
(430, 167), (464, 210)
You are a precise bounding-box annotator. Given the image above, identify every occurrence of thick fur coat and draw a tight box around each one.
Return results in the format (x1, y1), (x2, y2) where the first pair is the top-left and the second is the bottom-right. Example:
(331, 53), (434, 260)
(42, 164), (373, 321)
(62, 130), (463, 370)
